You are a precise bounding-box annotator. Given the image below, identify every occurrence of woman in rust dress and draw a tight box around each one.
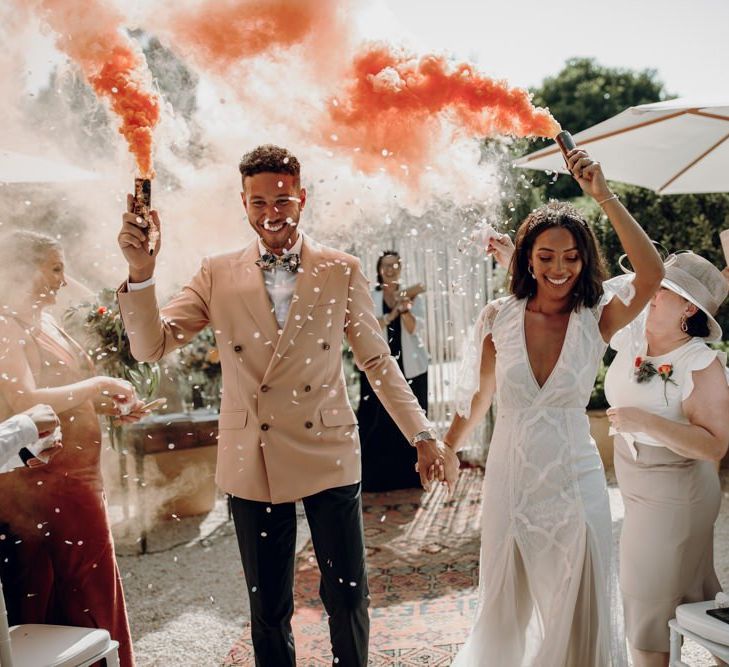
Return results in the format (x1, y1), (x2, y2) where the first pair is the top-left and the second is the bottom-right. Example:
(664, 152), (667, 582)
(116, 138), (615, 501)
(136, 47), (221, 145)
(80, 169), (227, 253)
(0, 230), (145, 667)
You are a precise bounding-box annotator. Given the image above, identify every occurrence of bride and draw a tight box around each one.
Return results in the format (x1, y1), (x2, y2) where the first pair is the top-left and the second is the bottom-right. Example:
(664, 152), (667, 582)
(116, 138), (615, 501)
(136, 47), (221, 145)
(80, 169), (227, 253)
(443, 148), (664, 666)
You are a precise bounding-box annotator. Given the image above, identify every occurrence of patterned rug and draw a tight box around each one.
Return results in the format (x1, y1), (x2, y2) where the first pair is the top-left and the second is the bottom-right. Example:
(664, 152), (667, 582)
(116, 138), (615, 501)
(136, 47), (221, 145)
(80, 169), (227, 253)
(224, 468), (484, 666)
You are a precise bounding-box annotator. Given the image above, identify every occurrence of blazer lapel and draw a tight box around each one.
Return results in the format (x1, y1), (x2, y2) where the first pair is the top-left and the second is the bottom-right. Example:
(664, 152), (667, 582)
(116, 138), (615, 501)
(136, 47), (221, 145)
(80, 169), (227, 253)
(268, 237), (332, 368)
(231, 242), (280, 344)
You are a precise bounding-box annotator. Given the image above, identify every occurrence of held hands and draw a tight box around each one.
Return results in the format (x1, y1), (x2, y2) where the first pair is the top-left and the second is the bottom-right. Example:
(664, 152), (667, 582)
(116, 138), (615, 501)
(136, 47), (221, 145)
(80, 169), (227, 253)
(414, 438), (446, 492)
(565, 149), (613, 202)
(606, 406), (648, 433)
(119, 193), (161, 281)
(415, 439), (460, 496)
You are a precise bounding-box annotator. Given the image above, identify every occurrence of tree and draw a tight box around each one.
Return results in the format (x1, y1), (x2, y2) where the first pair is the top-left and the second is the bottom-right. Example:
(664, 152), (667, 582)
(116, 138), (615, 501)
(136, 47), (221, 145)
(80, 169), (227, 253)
(587, 188), (729, 335)
(500, 57), (729, 336)
(532, 57), (670, 200)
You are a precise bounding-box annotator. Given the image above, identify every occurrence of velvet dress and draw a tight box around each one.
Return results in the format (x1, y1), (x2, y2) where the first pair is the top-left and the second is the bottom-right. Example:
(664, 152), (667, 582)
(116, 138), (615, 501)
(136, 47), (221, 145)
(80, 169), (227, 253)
(0, 313), (134, 666)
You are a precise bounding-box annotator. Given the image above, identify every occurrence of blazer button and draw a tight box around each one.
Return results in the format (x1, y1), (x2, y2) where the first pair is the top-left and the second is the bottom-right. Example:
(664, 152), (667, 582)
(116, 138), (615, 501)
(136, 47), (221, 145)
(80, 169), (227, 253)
(322, 343), (331, 350)
(261, 384), (270, 392)
(305, 421), (313, 429)
(304, 385), (311, 392)
(234, 345), (242, 352)
(261, 423), (270, 431)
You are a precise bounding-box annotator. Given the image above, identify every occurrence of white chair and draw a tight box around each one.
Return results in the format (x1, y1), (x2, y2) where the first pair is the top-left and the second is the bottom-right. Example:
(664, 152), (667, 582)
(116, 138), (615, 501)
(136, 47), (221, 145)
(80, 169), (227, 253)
(0, 575), (119, 667)
(669, 601), (729, 667)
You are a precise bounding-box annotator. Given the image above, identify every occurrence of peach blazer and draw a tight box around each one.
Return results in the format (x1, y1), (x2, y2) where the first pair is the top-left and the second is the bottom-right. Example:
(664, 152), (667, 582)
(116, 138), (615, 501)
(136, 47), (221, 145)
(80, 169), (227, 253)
(117, 237), (430, 503)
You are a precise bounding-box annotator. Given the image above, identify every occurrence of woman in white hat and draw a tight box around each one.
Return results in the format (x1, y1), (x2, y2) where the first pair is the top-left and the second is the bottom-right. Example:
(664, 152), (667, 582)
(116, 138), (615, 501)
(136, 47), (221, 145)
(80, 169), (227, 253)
(604, 252), (729, 667)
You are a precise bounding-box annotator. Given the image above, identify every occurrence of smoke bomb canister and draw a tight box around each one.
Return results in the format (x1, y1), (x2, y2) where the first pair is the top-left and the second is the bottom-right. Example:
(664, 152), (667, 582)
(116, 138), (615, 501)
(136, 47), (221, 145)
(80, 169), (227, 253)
(133, 177), (157, 255)
(555, 130), (577, 157)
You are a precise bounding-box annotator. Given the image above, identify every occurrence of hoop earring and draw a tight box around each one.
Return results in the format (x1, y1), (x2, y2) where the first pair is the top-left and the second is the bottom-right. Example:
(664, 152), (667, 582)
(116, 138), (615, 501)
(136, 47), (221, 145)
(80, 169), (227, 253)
(680, 314), (688, 333)
(528, 265), (535, 279)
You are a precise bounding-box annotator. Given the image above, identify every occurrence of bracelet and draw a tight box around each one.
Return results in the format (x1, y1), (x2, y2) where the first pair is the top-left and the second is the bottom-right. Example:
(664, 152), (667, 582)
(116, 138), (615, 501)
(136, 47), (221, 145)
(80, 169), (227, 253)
(597, 193), (619, 206)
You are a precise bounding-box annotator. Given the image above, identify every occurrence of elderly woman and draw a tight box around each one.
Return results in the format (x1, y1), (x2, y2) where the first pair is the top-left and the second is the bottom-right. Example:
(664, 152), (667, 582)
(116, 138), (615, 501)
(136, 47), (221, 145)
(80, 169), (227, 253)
(358, 250), (429, 491)
(605, 252), (729, 667)
(0, 230), (146, 667)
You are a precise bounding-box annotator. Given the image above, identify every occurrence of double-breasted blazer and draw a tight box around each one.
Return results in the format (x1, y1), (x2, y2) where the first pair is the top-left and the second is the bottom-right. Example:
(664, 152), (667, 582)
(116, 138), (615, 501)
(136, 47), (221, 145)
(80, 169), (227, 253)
(117, 236), (430, 503)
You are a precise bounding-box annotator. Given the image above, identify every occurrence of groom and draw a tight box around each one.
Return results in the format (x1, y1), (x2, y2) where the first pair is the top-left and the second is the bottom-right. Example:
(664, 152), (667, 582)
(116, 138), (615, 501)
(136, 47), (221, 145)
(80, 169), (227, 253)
(116, 145), (449, 666)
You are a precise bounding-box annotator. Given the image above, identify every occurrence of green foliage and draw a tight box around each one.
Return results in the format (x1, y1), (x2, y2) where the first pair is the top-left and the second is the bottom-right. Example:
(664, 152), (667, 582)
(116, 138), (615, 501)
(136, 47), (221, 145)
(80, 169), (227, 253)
(588, 359), (609, 410)
(586, 187), (729, 334)
(174, 327), (222, 409)
(63, 288), (160, 400)
(503, 57), (670, 210)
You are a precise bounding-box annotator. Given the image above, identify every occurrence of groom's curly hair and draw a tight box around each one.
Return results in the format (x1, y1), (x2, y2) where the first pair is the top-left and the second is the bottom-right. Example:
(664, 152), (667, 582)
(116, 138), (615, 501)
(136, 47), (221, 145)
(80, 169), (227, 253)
(510, 201), (606, 310)
(239, 145), (300, 186)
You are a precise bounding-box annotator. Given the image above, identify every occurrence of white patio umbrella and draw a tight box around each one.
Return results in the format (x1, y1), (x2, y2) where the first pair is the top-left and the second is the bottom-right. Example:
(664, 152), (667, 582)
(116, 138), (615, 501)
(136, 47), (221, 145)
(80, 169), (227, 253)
(514, 98), (729, 195)
(0, 149), (100, 184)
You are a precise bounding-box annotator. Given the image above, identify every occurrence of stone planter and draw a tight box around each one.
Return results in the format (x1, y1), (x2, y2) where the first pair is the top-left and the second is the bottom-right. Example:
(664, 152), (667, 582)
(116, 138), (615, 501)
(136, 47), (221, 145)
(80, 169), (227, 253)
(588, 408), (613, 471)
(116, 411), (220, 552)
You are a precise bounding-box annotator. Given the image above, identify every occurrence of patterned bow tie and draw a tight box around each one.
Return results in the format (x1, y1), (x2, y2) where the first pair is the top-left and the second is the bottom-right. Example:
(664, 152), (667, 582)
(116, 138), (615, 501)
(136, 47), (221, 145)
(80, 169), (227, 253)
(256, 252), (301, 273)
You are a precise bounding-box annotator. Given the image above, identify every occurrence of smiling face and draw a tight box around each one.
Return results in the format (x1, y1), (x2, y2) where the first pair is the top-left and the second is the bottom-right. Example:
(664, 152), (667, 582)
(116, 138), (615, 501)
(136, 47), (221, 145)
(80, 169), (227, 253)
(241, 172), (306, 255)
(31, 248), (66, 307)
(378, 254), (401, 287)
(529, 227), (583, 301)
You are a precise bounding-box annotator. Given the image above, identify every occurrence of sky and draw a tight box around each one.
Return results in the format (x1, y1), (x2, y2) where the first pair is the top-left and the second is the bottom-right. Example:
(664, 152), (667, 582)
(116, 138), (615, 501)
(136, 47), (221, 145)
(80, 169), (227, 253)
(360, 0), (729, 101)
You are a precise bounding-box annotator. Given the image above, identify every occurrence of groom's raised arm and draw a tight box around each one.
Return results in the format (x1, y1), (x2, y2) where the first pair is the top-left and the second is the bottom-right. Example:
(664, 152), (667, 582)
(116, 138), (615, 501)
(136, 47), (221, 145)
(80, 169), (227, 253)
(117, 258), (212, 363)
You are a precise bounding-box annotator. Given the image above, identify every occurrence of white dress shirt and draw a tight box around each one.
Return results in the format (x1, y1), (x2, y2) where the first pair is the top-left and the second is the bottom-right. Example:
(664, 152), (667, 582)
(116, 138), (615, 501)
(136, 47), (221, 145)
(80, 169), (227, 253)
(129, 234), (304, 331)
(257, 233), (303, 329)
(0, 414), (38, 472)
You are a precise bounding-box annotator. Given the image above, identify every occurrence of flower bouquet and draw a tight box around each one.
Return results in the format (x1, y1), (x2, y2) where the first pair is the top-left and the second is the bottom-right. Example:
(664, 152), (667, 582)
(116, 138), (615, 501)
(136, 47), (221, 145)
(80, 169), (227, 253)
(64, 288), (161, 399)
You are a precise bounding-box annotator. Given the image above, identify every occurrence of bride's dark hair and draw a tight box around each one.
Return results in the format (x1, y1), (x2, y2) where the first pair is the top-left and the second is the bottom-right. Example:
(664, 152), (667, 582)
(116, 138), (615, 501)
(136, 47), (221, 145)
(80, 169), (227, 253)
(509, 201), (607, 310)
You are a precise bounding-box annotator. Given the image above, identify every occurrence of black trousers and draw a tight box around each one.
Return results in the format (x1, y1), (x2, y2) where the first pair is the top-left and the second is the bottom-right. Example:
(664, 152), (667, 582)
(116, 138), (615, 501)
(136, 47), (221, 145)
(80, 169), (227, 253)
(230, 483), (369, 667)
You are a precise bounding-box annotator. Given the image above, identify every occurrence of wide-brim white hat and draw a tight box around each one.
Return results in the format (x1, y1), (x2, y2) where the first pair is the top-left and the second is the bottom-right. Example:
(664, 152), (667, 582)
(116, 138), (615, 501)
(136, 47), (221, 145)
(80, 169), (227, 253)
(661, 252), (727, 342)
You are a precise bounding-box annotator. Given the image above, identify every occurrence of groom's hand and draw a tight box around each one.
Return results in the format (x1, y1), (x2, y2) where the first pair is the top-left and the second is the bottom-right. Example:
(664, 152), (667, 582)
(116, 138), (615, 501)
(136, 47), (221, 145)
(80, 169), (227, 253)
(119, 193), (160, 282)
(415, 439), (445, 492)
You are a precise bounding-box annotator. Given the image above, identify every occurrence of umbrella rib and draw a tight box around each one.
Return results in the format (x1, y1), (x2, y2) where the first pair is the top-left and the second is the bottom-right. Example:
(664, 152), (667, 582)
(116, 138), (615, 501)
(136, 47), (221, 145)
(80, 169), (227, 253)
(521, 109), (689, 162)
(689, 110), (729, 122)
(657, 131), (729, 193)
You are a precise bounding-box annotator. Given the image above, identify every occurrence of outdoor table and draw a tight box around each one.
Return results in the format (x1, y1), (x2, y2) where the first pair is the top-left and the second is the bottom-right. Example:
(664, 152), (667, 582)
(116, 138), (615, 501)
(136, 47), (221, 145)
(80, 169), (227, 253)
(119, 410), (219, 553)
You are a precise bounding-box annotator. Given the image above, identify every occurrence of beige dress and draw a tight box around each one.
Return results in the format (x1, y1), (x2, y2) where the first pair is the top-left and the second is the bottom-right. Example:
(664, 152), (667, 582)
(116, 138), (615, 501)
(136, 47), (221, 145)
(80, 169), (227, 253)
(605, 308), (728, 652)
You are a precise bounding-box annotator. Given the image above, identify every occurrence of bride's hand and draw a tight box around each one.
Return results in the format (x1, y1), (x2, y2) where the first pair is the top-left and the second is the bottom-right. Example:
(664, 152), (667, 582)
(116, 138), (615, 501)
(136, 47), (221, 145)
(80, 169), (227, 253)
(427, 442), (460, 496)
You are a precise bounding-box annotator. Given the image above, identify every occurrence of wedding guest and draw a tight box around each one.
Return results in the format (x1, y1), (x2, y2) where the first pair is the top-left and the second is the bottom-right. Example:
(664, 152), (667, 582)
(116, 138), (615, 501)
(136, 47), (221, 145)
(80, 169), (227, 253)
(605, 252), (729, 667)
(0, 230), (145, 666)
(358, 251), (429, 491)
(444, 147), (664, 666)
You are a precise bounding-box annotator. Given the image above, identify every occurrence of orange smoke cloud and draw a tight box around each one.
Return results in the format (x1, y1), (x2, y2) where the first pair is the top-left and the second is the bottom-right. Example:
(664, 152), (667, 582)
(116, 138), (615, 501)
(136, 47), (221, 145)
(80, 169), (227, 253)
(35, 0), (160, 177)
(163, 0), (341, 73)
(326, 44), (560, 176)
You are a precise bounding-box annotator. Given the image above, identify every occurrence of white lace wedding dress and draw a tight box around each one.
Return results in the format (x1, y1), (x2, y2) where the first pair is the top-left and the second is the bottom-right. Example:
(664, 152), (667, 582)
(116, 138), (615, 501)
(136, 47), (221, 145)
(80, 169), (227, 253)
(452, 283), (631, 667)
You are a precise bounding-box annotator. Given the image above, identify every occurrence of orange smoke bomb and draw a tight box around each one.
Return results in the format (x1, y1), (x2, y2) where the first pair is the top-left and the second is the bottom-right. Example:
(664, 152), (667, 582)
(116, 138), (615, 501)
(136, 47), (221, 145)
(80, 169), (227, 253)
(35, 0), (160, 177)
(326, 44), (560, 177)
(164, 0), (338, 73)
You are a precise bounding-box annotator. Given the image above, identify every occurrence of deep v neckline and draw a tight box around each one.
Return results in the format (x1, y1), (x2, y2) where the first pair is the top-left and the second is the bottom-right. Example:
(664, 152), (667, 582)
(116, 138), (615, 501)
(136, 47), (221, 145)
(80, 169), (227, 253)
(520, 299), (574, 392)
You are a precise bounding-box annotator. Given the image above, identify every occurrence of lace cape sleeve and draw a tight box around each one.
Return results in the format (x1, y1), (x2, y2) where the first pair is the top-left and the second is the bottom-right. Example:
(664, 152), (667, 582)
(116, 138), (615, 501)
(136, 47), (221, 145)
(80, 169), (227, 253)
(598, 275), (643, 354)
(454, 298), (507, 418)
